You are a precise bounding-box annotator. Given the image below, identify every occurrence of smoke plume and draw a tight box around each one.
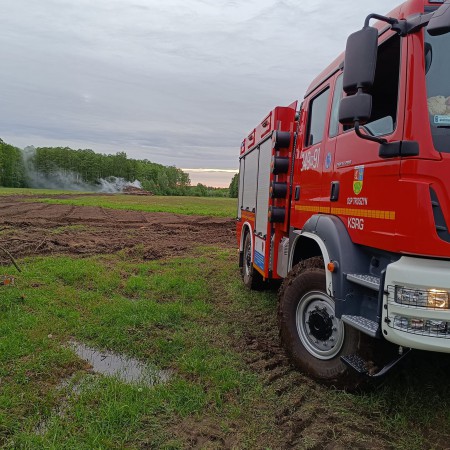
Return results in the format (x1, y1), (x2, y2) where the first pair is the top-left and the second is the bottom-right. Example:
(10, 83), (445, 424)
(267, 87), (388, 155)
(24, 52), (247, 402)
(21, 146), (143, 193)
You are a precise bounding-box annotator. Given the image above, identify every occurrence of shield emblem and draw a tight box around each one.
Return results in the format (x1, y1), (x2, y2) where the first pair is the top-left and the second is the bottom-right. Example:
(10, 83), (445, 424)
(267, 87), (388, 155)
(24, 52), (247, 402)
(353, 165), (364, 195)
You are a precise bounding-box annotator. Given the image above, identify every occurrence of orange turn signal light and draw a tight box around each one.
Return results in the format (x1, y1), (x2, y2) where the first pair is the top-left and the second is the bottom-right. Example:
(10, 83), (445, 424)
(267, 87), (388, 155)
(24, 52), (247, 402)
(327, 262), (336, 273)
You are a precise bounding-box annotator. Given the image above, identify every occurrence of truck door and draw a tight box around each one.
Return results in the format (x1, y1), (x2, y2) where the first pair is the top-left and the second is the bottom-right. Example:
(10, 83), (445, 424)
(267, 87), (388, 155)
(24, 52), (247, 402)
(331, 32), (405, 251)
(321, 73), (343, 210)
(291, 85), (332, 227)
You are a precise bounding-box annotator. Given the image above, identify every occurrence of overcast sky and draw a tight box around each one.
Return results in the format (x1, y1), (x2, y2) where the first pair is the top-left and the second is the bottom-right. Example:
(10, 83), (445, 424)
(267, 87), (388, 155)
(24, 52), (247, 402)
(1, 0), (396, 187)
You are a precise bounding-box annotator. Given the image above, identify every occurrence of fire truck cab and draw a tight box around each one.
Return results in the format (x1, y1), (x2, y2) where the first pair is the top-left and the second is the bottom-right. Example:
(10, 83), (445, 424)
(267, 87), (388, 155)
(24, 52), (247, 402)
(237, 0), (450, 388)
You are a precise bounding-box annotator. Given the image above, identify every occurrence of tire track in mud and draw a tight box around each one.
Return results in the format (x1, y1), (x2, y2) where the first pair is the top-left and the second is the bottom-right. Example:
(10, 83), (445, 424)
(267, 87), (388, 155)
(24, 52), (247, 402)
(140, 211), (149, 223)
(238, 305), (391, 449)
(100, 207), (111, 218)
(58, 205), (76, 220)
(99, 206), (116, 223)
(241, 323), (320, 448)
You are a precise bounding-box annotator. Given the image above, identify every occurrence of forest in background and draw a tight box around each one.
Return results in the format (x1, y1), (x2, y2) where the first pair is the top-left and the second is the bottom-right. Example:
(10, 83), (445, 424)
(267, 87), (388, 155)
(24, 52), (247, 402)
(0, 139), (236, 197)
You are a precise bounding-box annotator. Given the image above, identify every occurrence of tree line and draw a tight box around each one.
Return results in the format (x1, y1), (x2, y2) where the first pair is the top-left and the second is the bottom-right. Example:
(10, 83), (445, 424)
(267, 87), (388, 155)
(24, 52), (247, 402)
(29, 146), (190, 195)
(0, 139), (27, 188)
(0, 139), (239, 197)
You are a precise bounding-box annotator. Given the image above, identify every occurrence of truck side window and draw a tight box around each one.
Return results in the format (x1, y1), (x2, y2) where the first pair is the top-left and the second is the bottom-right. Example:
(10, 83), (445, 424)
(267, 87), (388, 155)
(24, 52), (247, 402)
(329, 74), (344, 138)
(343, 34), (401, 134)
(365, 34), (401, 134)
(305, 87), (330, 147)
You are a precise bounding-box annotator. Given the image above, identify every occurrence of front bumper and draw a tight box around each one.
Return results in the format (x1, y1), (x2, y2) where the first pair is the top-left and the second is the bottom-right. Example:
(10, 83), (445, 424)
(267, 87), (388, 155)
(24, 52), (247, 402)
(382, 256), (450, 353)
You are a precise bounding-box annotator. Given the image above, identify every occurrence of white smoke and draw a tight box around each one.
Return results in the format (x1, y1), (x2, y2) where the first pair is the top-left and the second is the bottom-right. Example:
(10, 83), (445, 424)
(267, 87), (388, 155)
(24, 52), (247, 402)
(21, 146), (143, 193)
(97, 177), (142, 193)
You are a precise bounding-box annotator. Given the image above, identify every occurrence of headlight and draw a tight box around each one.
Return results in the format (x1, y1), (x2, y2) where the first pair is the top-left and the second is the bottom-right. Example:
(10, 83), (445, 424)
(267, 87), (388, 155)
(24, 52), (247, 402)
(428, 289), (449, 308)
(395, 287), (449, 309)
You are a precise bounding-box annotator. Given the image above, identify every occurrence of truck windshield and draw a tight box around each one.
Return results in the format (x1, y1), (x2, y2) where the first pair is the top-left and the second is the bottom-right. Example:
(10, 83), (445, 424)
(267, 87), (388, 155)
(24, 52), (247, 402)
(425, 30), (450, 153)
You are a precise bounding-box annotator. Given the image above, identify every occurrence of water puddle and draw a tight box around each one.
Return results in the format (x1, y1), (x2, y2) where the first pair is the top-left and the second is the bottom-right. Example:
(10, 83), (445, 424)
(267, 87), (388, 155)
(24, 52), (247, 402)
(69, 341), (171, 387)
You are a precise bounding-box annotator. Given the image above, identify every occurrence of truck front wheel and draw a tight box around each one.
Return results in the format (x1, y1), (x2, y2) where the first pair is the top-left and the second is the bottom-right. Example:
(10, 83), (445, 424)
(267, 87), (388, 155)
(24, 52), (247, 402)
(278, 257), (364, 390)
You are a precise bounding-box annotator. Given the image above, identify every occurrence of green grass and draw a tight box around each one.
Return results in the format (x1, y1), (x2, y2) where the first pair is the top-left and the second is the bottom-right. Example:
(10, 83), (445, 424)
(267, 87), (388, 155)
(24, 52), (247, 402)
(0, 187), (94, 196)
(1, 247), (449, 449)
(23, 192), (237, 218)
(0, 186), (237, 217)
(0, 249), (262, 448)
(0, 187), (238, 217)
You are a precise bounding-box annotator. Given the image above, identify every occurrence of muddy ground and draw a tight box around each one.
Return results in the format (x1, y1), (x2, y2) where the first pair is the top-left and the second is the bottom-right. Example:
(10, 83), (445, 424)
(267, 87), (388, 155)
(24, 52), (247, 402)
(0, 195), (235, 265)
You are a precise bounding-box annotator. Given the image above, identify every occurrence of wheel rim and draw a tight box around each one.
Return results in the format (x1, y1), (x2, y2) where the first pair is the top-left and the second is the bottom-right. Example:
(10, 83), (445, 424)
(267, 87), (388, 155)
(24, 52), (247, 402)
(295, 291), (344, 360)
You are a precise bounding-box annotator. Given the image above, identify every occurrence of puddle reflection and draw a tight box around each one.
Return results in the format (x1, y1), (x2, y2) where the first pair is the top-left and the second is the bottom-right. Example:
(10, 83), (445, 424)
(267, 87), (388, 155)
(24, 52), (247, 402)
(69, 341), (171, 387)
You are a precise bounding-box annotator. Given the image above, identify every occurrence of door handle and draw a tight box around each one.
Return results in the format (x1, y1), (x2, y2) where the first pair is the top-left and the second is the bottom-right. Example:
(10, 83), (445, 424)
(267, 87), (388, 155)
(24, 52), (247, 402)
(330, 181), (339, 202)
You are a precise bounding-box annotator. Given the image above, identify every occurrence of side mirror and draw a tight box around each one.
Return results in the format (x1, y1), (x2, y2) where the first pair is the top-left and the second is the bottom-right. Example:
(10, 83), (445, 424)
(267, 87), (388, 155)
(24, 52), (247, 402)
(339, 26), (378, 126)
(339, 93), (372, 125)
(427, 1), (450, 36)
(342, 27), (378, 95)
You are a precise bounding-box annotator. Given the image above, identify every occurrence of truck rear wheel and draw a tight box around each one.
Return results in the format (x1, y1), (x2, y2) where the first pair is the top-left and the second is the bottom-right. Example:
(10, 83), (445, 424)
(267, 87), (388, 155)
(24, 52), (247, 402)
(241, 231), (265, 290)
(278, 257), (364, 390)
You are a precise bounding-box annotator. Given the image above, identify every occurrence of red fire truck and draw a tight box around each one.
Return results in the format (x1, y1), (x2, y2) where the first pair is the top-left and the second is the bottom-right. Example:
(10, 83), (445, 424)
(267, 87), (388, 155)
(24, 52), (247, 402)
(237, 0), (450, 388)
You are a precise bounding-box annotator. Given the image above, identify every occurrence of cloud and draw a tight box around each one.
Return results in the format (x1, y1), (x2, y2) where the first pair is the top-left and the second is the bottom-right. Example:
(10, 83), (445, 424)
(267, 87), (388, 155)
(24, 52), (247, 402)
(0, 0), (398, 180)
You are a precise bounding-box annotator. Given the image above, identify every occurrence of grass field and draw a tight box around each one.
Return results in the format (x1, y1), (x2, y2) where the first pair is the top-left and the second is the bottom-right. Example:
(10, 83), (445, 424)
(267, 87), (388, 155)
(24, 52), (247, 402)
(1, 187), (238, 218)
(1, 248), (260, 448)
(0, 187), (94, 196)
(2, 247), (450, 449)
(1, 189), (449, 449)
(32, 195), (237, 218)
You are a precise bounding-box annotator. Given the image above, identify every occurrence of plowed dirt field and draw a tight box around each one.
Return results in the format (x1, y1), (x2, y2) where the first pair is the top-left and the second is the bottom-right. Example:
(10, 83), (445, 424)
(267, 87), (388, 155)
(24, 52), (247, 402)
(0, 195), (235, 264)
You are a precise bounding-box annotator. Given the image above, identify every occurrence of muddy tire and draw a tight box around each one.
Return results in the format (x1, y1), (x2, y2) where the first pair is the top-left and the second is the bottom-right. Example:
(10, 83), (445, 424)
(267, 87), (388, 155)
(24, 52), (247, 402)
(241, 231), (265, 290)
(278, 257), (365, 390)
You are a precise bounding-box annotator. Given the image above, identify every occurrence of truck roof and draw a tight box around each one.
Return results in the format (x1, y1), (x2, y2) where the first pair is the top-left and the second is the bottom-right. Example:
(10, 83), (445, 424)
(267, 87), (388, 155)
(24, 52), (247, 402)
(304, 0), (431, 98)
